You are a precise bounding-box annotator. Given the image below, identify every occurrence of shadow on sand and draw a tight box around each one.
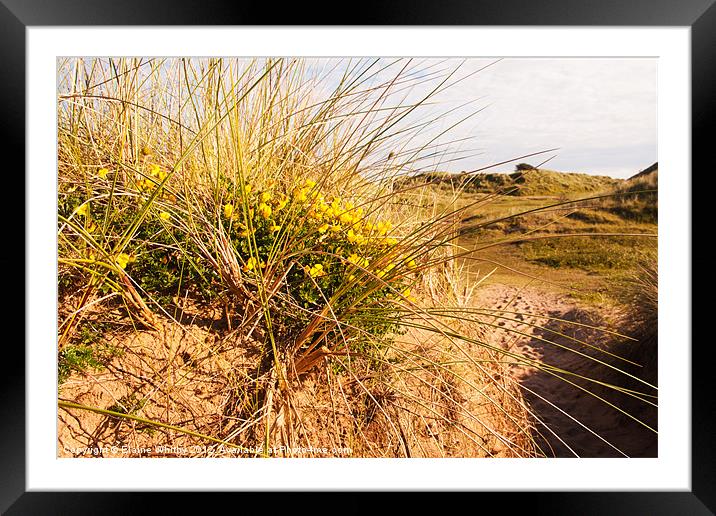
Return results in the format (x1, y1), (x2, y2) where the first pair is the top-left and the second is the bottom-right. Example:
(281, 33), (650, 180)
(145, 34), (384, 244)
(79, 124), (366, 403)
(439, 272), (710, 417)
(517, 307), (657, 458)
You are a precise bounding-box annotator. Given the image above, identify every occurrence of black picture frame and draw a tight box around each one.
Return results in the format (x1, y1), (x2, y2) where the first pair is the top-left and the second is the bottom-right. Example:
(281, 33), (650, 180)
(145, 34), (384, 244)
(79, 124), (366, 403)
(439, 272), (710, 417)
(2, 1), (708, 513)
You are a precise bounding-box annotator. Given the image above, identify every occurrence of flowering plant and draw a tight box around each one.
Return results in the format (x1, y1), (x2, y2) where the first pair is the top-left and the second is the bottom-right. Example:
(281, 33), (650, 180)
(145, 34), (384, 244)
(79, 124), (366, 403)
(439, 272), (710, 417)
(215, 177), (419, 363)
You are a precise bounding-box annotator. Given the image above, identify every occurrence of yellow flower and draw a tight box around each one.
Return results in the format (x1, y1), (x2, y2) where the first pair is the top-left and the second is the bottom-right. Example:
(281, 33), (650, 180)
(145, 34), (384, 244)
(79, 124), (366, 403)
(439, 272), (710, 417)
(318, 223), (329, 233)
(270, 224), (281, 233)
(139, 178), (155, 191)
(376, 220), (392, 236)
(347, 229), (363, 244)
(244, 257), (264, 271)
(159, 211), (171, 221)
(238, 224), (254, 238)
(224, 204), (234, 218)
(364, 221), (374, 232)
(146, 164), (167, 181)
(97, 168), (109, 179)
(408, 258), (417, 269)
(339, 212), (353, 225)
(75, 204), (88, 217)
(258, 202), (272, 219)
(141, 145), (152, 156)
(308, 263), (326, 278)
(293, 188), (308, 203)
(275, 196), (289, 211)
(115, 253), (132, 270)
(347, 253), (368, 268)
(304, 179), (317, 188)
(330, 224), (341, 233)
(386, 237), (398, 246)
(244, 183), (253, 194)
(260, 191), (272, 203)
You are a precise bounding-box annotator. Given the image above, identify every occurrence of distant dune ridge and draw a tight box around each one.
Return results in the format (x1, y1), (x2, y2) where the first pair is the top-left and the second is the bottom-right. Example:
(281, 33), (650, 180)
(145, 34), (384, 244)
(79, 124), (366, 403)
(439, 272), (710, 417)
(395, 163), (657, 198)
(628, 161), (658, 181)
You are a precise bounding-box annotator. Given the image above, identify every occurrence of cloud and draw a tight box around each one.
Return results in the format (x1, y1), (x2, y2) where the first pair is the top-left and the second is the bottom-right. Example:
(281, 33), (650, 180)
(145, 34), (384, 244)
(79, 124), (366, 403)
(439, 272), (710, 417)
(420, 58), (658, 177)
(267, 58), (658, 179)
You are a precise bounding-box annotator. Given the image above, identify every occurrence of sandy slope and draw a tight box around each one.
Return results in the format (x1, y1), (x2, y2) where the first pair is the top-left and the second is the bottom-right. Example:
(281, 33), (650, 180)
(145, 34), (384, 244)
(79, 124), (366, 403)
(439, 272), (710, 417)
(57, 282), (656, 458)
(475, 283), (657, 458)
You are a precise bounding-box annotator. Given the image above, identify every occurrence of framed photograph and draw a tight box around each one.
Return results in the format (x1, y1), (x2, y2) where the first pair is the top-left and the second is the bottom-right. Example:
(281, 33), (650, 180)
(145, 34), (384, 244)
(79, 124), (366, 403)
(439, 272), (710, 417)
(4, 0), (709, 513)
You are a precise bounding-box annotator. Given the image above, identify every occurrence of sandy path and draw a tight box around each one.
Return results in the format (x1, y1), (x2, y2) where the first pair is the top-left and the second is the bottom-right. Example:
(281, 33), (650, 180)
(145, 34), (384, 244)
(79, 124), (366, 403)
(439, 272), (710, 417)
(475, 283), (657, 458)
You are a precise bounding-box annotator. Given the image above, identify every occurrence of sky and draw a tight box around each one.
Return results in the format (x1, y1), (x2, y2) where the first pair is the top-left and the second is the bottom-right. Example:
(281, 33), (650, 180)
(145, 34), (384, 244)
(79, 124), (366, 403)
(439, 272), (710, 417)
(444, 58), (657, 178)
(313, 58), (657, 179)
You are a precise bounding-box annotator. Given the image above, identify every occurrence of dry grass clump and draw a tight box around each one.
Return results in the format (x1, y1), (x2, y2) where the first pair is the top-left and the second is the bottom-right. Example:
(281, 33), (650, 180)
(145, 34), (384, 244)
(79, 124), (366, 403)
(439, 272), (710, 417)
(609, 251), (658, 434)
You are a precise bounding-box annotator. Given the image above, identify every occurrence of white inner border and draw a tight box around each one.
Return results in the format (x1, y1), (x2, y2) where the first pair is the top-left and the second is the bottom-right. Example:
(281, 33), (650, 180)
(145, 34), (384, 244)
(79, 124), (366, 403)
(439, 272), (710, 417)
(27, 27), (691, 491)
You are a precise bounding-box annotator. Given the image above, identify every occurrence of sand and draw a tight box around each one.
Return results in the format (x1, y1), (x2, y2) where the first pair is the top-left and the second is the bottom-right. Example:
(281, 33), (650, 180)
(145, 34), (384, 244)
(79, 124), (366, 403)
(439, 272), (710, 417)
(475, 283), (657, 458)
